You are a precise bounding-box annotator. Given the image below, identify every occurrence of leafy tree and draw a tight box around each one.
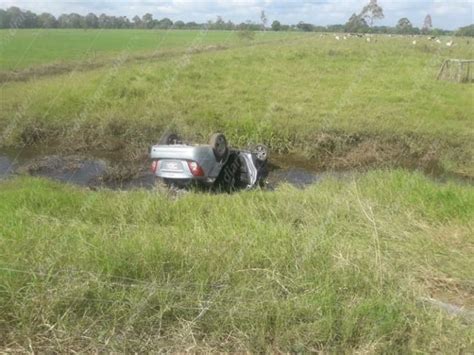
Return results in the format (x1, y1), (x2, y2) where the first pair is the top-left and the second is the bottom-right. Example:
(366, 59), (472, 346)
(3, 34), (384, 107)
(421, 14), (433, 34)
(142, 13), (154, 29)
(116, 16), (131, 29)
(260, 10), (267, 30)
(396, 18), (413, 34)
(6, 7), (25, 28)
(297, 21), (314, 32)
(214, 16), (225, 30)
(38, 12), (57, 28)
(345, 13), (369, 33)
(98, 13), (111, 28)
(132, 15), (141, 28)
(271, 20), (281, 31)
(57, 14), (69, 28)
(23, 10), (38, 28)
(360, 0), (384, 26)
(174, 20), (185, 29)
(85, 13), (99, 28)
(0, 9), (8, 28)
(327, 24), (345, 32)
(185, 21), (199, 29)
(455, 24), (474, 37)
(157, 18), (173, 29)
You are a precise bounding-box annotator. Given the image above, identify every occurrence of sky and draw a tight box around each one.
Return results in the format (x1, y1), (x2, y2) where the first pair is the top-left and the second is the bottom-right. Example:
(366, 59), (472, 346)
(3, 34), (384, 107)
(0, 0), (472, 30)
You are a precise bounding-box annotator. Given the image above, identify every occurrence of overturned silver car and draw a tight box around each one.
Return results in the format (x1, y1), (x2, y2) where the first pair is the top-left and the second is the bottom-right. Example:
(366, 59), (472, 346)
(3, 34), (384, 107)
(150, 133), (268, 190)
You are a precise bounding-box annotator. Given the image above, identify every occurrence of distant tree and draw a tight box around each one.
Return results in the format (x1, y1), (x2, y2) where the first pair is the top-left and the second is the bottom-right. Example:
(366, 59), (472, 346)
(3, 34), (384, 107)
(422, 14), (432, 34)
(327, 24), (345, 32)
(0, 9), (8, 28)
(38, 12), (57, 28)
(157, 18), (173, 29)
(225, 20), (235, 30)
(116, 16), (131, 29)
(23, 10), (38, 28)
(271, 20), (281, 31)
(313, 25), (327, 33)
(85, 13), (99, 28)
(6, 7), (25, 28)
(297, 21), (314, 32)
(396, 18), (414, 34)
(142, 13), (154, 29)
(260, 10), (268, 30)
(455, 24), (474, 37)
(174, 20), (185, 29)
(132, 15), (142, 28)
(57, 14), (68, 28)
(345, 13), (369, 33)
(98, 14), (111, 28)
(69, 13), (82, 28)
(360, 0), (384, 26)
(185, 21), (199, 29)
(214, 16), (225, 30)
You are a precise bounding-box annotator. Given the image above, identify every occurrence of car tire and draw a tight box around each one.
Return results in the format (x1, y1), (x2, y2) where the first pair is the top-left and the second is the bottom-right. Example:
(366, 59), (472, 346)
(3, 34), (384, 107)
(210, 133), (228, 161)
(254, 144), (269, 162)
(159, 133), (180, 145)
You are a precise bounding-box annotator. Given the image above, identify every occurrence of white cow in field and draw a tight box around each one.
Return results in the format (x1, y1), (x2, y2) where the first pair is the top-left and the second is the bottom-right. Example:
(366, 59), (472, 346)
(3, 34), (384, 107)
(366, 37), (371, 43)
(436, 39), (442, 44)
(446, 40), (453, 47)
(412, 40), (417, 45)
(335, 36), (340, 41)
(343, 36), (347, 40)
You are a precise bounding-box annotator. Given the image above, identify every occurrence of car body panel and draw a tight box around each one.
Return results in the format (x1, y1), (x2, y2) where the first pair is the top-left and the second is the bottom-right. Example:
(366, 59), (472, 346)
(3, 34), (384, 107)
(150, 140), (268, 189)
(150, 144), (225, 181)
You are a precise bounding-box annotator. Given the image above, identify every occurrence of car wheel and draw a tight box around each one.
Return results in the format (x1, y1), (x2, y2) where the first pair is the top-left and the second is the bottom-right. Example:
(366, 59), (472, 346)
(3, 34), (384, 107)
(254, 144), (269, 162)
(159, 133), (180, 145)
(210, 133), (228, 161)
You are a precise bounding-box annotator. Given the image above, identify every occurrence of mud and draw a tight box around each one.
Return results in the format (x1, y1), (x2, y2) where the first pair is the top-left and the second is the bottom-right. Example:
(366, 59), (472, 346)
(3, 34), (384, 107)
(0, 147), (471, 191)
(0, 148), (326, 190)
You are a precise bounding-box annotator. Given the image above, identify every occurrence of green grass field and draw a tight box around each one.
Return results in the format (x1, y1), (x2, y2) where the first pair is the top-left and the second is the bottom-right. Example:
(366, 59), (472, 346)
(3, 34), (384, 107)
(0, 29), (297, 69)
(1, 30), (473, 174)
(0, 29), (473, 352)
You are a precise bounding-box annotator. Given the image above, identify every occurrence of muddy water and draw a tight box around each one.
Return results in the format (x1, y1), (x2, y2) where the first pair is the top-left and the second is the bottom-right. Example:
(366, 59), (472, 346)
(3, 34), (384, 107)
(0, 148), (470, 190)
(0, 148), (324, 190)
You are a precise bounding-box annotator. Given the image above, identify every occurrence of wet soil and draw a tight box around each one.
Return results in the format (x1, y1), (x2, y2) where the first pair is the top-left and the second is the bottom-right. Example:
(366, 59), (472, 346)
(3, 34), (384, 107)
(0, 147), (333, 190)
(0, 147), (471, 191)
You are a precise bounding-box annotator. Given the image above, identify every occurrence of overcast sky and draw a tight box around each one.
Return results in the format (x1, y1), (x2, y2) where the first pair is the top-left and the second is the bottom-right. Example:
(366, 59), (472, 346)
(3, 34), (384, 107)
(0, 0), (472, 29)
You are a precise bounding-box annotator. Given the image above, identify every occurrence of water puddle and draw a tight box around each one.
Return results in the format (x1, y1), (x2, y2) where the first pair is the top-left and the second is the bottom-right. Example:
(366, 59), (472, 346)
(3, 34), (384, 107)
(0, 155), (15, 180)
(0, 148), (470, 191)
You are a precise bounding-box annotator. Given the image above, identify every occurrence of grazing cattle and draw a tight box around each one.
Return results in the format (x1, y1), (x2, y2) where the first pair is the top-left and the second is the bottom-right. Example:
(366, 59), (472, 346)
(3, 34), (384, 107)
(366, 37), (371, 43)
(335, 36), (340, 41)
(446, 40), (453, 47)
(412, 40), (417, 45)
(436, 39), (442, 44)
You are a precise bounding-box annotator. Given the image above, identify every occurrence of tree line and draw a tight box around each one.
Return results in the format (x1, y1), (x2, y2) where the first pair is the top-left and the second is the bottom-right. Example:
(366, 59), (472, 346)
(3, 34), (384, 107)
(0, 4), (472, 37)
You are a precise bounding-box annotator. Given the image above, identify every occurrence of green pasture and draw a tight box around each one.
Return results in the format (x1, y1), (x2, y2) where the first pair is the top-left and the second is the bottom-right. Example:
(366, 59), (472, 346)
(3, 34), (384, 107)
(0, 171), (473, 352)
